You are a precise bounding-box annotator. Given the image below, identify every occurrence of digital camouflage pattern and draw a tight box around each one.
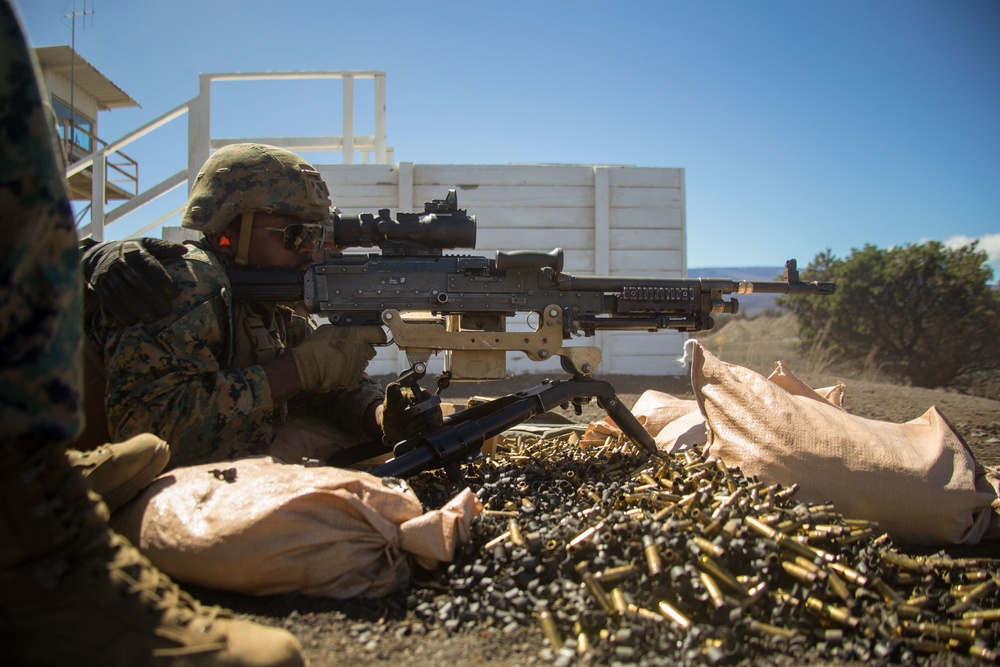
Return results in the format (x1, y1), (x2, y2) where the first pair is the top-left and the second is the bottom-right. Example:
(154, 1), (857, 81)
(88, 242), (384, 469)
(182, 143), (332, 234)
(0, 0), (82, 447)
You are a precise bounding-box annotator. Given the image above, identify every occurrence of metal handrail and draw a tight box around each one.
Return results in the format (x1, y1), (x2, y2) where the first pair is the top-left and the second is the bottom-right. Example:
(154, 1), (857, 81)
(75, 71), (389, 241)
(58, 118), (138, 197)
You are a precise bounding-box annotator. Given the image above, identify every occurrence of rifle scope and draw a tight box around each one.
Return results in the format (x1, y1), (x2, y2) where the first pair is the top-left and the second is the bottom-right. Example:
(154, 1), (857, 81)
(331, 189), (477, 251)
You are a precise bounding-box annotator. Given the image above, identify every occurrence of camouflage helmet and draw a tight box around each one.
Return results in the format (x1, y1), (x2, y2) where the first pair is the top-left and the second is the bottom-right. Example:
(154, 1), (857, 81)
(182, 143), (331, 234)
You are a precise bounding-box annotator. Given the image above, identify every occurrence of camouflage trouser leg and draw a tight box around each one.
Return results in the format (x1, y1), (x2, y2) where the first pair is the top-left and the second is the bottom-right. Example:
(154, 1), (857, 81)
(0, 0), (83, 456)
(0, 0), (89, 575)
(0, 7), (311, 666)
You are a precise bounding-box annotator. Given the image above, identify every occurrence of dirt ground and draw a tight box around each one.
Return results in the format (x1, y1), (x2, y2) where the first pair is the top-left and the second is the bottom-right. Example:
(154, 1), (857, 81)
(183, 315), (1000, 667)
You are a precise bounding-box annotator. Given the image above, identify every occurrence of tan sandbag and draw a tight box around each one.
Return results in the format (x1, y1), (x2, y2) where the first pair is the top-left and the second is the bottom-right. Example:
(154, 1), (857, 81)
(110, 457), (482, 598)
(767, 360), (846, 408)
(691, 342), (996, 545)
(816, 383), (846, 408)
(581, 390), (700, 447)
(654, 409), (707, 453)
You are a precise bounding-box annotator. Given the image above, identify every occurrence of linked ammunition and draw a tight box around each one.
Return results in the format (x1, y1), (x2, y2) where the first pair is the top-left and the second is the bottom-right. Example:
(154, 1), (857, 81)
(782, 560), (818, 586)
(696, 553), (747, 596)
(900, 620), (976, 644)
(692, 535), (725, 560)
(401, 419), (1000, 666)
(642, 534), (662, 576)
(700, 571), (727, 610)
(657, 600), (692, 629)
(537, 609), (563, 648)
(593, 564), (639, 587)
(947, 576), (997, 615)
(805, 597), (859, 629)
(610, 588), (628, 616)
(882, 551), (932, 575)
(962, 608), (1000, 622)
(748, 619), (798, 641)
(566, 521), (605, 551)
(508, 518), (524, 546)
(576, 561), (614, 615)
(622, 604), (659, 625)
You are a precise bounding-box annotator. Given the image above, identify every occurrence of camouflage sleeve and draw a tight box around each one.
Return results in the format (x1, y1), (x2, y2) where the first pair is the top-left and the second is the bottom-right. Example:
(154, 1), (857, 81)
(0, 0), (83, 446)
(287, 373), (386, 437)
(96, 248), (275, 467)
(284, 309), (386, 436)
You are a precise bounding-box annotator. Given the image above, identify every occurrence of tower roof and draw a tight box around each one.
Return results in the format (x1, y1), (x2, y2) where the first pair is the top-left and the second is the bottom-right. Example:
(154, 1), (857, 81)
(33, 45), (139, 110)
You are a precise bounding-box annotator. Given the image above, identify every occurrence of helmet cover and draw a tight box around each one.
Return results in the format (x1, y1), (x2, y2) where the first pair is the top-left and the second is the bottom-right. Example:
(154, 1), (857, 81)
(182, 143), (331, 233)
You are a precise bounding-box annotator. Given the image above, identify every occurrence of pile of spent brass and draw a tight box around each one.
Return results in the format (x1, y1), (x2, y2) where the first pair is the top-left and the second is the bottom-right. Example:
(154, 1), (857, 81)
(406, 427), (999, 666)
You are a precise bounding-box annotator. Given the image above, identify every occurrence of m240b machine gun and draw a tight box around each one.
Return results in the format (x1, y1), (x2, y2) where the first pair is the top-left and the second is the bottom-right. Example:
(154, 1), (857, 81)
(229, 190), (835, 479)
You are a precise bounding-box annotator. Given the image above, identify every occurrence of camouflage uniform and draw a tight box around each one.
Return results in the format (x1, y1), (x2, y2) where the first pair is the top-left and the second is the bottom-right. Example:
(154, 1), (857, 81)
(86, 168), (384, 469)
(0, 0), (82, 449)
(0, 3), (308, 663)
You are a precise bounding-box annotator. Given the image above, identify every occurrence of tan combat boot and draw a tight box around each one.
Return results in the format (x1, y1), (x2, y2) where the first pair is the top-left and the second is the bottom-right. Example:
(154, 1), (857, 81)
(68, 432), (172, 511)
(0, 440), (309, 666)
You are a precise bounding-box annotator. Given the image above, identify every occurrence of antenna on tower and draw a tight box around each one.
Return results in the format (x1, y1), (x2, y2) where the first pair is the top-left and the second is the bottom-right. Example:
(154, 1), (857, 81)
(64, 0), (96, 152)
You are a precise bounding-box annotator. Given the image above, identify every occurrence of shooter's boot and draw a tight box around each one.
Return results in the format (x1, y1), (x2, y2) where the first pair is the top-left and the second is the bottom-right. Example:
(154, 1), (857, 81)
(0, 439), (309, 666)
(68, 432), (172, 511)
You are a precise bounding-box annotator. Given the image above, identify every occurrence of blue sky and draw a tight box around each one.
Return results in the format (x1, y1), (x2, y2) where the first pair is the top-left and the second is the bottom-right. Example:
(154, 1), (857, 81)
(14, 0), (1000, 274)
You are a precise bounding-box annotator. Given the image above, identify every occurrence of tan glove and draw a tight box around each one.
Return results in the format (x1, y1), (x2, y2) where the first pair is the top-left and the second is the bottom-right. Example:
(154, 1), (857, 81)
(381, 381), (444, 445)
(290, 324), (386, 392)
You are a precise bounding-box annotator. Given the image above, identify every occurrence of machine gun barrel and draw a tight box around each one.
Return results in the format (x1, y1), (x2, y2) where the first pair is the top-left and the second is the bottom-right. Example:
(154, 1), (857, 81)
(226, 191), (835, 380)
(558, 274), (834, 296)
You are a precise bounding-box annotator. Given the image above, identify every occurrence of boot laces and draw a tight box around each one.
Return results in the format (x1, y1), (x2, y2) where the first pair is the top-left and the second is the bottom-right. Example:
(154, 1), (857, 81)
(108, 534), (231, 631)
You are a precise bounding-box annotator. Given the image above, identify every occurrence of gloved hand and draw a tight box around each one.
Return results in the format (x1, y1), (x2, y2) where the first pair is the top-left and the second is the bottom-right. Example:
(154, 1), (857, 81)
(290, 324), (386, 393)
(80, 238), (188, 324)
(380, 381), (444, 445)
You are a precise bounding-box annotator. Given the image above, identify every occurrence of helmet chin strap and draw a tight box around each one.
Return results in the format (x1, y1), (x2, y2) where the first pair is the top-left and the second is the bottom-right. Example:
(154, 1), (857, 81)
(235, 211), (254, 266)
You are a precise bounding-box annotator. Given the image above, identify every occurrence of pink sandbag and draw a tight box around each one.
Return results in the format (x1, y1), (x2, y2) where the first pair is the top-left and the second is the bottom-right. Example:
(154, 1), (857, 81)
(111, 456), (482, 598)
(690, 342), (996, 545)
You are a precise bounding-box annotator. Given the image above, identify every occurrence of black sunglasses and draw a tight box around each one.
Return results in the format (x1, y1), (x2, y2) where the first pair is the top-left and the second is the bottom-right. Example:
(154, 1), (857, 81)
(261, 223), (327, 251)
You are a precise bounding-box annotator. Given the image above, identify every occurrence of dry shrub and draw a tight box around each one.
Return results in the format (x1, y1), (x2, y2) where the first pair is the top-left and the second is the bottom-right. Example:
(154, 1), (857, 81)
(690, 312), (803, 376)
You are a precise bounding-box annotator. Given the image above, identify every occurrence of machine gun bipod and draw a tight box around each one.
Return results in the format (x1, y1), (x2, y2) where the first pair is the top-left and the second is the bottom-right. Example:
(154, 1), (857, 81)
(366, 374), (656, 481)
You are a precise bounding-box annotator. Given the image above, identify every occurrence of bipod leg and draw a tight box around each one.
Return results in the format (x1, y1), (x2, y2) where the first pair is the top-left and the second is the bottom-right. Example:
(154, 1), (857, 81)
(557, 377), (657, 457)
(370, 376), (657, 479)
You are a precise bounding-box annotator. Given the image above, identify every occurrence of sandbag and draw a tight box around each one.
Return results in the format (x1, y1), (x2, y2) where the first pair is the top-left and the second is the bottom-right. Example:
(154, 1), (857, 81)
(581, 390), (700, 448)
(111, 457), (482, 598)
(690, 342), (996, 545)
(654, 408), (707, 453)
(767, 359), (845, 408)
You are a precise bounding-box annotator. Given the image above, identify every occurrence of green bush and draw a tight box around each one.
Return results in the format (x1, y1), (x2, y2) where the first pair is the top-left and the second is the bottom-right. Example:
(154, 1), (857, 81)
(778, 241), (1000, 388)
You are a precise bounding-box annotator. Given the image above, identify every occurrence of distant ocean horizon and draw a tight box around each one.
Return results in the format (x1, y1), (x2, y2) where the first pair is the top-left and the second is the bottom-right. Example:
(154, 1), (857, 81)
(686, 266), (787, 316)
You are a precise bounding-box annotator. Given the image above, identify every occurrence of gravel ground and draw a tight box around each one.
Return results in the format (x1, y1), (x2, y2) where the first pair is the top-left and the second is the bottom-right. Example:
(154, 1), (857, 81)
(178, 357), (999, 667)
(153, 313), (999, 667)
